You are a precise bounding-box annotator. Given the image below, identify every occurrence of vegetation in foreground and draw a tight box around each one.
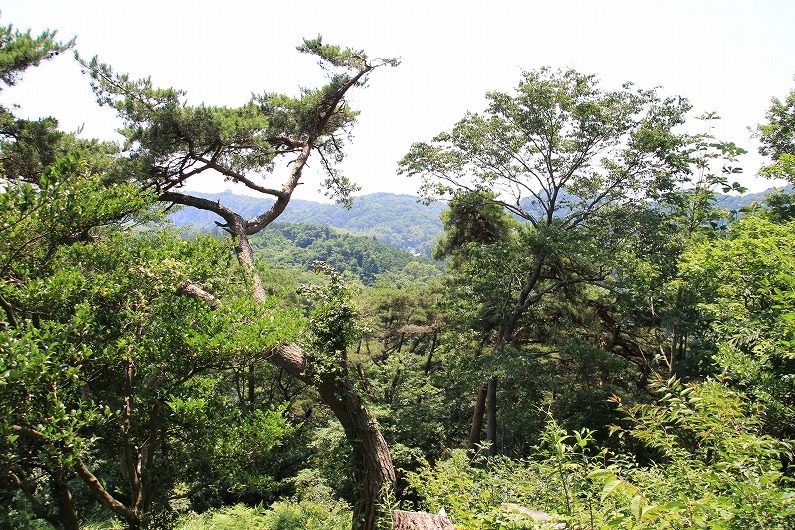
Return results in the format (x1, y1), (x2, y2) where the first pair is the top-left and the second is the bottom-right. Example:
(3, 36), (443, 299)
(1, 18), (794, 530)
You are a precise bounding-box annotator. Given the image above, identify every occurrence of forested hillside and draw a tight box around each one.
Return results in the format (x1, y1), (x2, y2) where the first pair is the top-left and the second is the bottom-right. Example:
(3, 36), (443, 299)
(170, 192), (445, 257)
(2, 17), (794, 530)
(169, 187), (792, 258)
(248, 222), (440, 284)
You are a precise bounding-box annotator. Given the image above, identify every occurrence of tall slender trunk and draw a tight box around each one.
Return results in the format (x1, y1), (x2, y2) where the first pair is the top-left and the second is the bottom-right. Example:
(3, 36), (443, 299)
(247, 365), (256, 405)
(467, 385), (487, 453)
(424, 331), (438, 375)
(486, 377), (498, 456)
(477, 257), (545, 458)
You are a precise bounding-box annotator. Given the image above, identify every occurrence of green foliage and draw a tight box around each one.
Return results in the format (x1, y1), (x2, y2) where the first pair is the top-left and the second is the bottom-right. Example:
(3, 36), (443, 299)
(1, 154), (296, 525)
(596, 378), (794, 529)
(680, 215), (795, 439)
(757, 82), (795, 183)
(0, 20), (72, 89)
(434, 190), (516, 262)
(655, 113), (746, 237)
(4, 15), (795, 530)
(176, 499), (350, 530)
(761, 189), (795, 223)
(249, 222), (438, 285)
(1, 155), (156, 282)
(409, 380), (794, 529)
(298, 263), (360, 383)
(1, 217), (298, 521)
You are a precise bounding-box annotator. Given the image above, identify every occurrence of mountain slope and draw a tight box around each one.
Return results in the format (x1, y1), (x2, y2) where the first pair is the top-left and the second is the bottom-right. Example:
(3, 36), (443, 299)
(249, 222), (440, 285)
(168, 192), (445, 256)
(168, 186), (794, 257)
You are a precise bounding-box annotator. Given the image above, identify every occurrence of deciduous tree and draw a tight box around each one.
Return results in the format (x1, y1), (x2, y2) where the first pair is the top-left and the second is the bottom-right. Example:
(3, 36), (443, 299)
(400, 68), (695, 453)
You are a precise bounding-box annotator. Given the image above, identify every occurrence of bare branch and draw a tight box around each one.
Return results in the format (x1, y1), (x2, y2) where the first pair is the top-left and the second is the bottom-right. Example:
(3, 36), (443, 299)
(192, 155), (286, 198)
(177, 283), (221, 309)
(159, 191), (240, 227)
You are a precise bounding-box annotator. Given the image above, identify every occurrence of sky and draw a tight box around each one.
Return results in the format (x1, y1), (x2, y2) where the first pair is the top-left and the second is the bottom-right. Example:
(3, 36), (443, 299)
(2, 0), (794, 200)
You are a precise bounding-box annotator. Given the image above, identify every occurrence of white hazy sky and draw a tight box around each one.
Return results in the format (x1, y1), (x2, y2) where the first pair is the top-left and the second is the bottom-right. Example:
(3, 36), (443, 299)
(2, 0), (794, 200)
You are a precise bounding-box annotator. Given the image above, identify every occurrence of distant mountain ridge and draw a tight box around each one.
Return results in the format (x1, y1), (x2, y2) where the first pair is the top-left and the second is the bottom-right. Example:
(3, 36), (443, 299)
(168, 186), (793, 256)
(169, 192), (446, 256)
(715, 184), (793, 212)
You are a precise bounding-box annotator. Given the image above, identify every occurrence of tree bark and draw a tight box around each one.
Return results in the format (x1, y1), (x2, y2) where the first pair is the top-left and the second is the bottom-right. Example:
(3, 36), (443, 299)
(74, 456), (138, 525)
(486, 377), (498, 456)
(467, 385), (487, 453)
(271, 344), (396, 530)
(320, 382), (396, 530)
(53, 472), (80, 530)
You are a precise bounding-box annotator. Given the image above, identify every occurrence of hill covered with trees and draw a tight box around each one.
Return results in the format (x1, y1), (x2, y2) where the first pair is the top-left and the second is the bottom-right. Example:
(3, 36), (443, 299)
(170, 186), (793, 260)
(249, 222), (441, 285)
(170, 192), (445, 257)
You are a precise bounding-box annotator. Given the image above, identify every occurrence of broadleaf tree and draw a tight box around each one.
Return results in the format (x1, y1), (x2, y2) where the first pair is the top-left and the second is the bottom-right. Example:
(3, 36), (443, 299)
(399, 68), (698, 453)
(757, 81), (795, 183)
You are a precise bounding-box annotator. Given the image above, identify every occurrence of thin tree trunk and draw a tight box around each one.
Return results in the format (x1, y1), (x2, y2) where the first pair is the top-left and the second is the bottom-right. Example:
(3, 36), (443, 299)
(247, 365), (256, 405)
(486, 377), (497, 456)
(467, 385), (487, 453)
(54, 472), (79, 530)
(424, 331), (438, 375)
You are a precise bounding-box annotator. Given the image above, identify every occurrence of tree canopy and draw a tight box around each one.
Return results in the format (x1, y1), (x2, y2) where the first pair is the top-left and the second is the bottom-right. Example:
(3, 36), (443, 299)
(1, 17), (794, 530)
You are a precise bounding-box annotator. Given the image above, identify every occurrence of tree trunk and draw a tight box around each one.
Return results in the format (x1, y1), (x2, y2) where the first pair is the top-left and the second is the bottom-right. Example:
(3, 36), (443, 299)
(273, 344), (396, 530)
(467, 385), (487, 453)
(54, 472), (79, 530)
(486, 377), (497, 456)
(227, 228), (398, 528)
(247, 365), (256, 405)
(319, 381), (396, 530)
(423, 331), (438, 375)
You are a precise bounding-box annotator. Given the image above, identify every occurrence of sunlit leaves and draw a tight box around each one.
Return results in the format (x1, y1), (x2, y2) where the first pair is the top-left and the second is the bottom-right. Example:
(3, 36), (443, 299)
(757, 82), (795, 183)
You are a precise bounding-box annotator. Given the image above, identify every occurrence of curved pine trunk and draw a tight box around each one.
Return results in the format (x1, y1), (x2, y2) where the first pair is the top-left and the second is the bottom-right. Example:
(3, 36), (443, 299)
(320, 382), (396, 530)
(273, 345), (396, 530)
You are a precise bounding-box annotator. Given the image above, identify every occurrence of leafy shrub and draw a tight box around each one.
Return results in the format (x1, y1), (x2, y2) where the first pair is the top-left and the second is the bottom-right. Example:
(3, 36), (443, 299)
(407, 379), (795, 529)
(176, 498), (351, 530)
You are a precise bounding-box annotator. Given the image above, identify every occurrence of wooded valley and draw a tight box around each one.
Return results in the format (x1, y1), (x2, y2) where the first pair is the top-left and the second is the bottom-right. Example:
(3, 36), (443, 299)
(1, 20), (794, 530)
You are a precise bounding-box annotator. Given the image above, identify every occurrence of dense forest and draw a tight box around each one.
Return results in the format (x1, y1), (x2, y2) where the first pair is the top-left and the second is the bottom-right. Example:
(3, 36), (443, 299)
(169, 192), (446, 258)
(1, 20), (794, 530)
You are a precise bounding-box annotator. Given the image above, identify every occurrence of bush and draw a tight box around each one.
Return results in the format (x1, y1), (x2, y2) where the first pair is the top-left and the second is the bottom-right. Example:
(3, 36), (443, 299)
(176, 498), (351, 530)
(407, 379), (795, 529)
